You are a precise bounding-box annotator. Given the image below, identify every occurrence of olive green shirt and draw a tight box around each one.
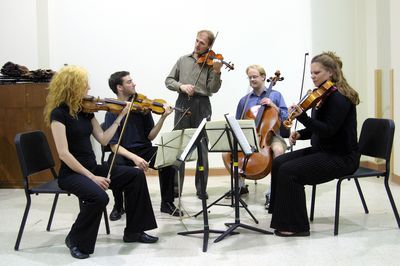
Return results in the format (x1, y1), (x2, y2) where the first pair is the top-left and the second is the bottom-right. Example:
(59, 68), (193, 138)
(165, 53), (222, 96)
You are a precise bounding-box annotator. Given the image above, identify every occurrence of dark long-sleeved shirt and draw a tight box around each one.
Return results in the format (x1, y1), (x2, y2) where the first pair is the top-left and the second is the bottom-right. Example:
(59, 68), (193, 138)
(297, 90), (358, 155)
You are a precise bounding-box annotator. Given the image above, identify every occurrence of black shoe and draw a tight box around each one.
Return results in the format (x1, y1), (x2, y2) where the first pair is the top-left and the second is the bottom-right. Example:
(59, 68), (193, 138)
(109, 207), (125, 221)
(265, 194), (270, 210)
(274, 230), (310, 237)
(65, 235), (89, 259)
(240, 185), (249, 195)
(123, 232), (159, 243)
(160, 202), (182, 216)
(196, 191), (209, 200)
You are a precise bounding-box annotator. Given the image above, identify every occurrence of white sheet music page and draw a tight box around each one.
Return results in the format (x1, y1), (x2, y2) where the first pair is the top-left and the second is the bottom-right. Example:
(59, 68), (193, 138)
(224, 114), (254, 156)
(178, 118), (207, 162)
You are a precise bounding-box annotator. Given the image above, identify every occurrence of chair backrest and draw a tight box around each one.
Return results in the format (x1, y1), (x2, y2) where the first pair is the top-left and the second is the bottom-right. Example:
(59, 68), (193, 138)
(358, 118), (395, 169)
(14, 130), (56, 189)
(15, 130), (55, 177)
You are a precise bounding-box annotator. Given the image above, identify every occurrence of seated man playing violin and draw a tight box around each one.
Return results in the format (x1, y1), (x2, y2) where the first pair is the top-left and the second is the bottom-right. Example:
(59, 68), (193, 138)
(104, 71), (182, 219)
(235, 65), (288, 209)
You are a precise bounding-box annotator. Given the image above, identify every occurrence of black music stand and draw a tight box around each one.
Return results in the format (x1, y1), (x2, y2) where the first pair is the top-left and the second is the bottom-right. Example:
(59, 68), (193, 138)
(193, 119), (259, 223)
(176, 118), (231, 252)
(214, 114), (273, 243)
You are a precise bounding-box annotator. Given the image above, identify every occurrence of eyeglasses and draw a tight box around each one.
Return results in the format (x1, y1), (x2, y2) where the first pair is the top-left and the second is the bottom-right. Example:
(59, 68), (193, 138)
(248, 75), (261, 80)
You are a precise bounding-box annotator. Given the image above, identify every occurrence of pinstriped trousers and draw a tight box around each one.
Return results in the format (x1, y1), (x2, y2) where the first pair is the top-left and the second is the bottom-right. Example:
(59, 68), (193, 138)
(269, 147), (359, 232)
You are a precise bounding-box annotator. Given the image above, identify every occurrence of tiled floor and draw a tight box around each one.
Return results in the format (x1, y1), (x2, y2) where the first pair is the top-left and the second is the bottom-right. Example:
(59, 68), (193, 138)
(1, 174), (399, 265)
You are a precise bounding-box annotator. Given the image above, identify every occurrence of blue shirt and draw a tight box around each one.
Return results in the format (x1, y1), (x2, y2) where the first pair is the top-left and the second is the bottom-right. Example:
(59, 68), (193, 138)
(235, 87), (288, 121)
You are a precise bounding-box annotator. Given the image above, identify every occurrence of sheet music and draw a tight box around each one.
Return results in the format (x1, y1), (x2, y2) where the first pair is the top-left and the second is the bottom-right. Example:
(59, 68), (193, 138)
(224, 114), (254, 156)
(178, 118), (207, 162)
(154, 129), (197, 168)
(206, 118), (259, 153)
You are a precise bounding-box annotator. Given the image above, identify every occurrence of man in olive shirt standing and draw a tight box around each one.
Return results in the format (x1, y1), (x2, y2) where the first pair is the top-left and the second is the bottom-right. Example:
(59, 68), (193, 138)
(165, 30), (223, 199)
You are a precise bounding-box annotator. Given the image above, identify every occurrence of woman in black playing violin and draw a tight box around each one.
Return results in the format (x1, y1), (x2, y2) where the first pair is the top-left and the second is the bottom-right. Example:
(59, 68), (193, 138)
(269, 52), (360, 237)
(44, 66), (158, 259)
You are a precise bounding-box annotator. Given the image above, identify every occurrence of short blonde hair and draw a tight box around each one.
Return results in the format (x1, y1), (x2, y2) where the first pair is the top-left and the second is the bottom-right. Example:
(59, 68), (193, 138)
(246, 64), (266, 78)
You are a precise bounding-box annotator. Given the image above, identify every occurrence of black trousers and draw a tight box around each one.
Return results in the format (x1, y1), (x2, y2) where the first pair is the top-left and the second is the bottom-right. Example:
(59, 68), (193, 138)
(269, 147), (359, 232)
(174, 93), (211, 193)
(58, 164), (157, 254)
(110, 145), (175, 209)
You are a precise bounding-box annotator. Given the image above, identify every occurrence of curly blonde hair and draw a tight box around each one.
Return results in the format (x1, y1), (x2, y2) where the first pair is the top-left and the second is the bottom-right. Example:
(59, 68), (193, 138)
(44, 65), (89, 126)
(311, 51), (360, 105)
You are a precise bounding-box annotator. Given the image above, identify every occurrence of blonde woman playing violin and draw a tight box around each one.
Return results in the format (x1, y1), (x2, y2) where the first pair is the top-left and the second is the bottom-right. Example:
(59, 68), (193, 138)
(44, 66), (158, 259)
(104, 71), (182, 219)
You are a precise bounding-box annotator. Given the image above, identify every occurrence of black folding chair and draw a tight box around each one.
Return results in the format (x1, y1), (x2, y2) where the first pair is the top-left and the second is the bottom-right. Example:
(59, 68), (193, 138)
(309, 118), (400, 235)
(14, 130), (110, 251)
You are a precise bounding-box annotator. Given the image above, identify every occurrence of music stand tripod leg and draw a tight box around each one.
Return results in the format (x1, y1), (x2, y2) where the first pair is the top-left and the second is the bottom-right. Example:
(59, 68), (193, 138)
(193, 189), (232, 217)
(214, 137), (273, 244)
(177, 137), (231, 252)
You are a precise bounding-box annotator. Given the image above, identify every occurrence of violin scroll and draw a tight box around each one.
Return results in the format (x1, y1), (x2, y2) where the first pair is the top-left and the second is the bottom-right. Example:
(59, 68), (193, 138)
(267, 70), (284, 85)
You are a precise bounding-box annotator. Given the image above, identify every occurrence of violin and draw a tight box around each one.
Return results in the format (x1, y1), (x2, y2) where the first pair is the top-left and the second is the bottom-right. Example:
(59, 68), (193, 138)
(196, 49), (234, 71)
(81, 95), (145, 114)
(81, 94), (191, 116)
(133, 93), (190, 115)
(222, 71), (283, 180)
(283, 80), (335, 128)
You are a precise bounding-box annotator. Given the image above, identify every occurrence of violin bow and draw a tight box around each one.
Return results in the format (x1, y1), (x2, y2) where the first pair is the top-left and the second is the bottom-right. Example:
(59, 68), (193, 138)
(287, 52), (309, 151)
(106, 95), (136, 181)
(294, 52), (309, 131)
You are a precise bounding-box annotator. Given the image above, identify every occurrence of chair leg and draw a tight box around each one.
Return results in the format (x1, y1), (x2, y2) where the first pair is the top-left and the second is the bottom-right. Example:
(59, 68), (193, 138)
(103, 208), (110, 234)
(46, 193), (60, 231)
(310, 185), (316, 221)
(353, 178), (369, 214)
(15, 196), (32, 251)
(334, 179), (344, 236)
(384, 176), (400, 228)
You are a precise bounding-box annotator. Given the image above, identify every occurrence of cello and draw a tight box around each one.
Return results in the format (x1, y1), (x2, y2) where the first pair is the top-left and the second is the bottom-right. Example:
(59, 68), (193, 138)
(222, 71), (283, 180)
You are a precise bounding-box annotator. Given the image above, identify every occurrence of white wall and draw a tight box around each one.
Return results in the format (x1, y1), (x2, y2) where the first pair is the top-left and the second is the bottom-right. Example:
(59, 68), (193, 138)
(0, 0), (38, 68)
(390, 0), (399, 175)
(44, 0), (311, 167)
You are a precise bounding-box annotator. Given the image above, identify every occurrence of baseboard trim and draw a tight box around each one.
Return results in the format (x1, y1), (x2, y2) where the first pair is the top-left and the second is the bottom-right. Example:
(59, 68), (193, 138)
(393, 173), (400, 184)
(147, 168), (229, 176)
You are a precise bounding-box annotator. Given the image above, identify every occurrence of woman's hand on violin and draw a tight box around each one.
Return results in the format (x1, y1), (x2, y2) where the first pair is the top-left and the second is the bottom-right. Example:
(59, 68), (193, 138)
(91, 175), (110, 190)
(289, 131), (301, 146)
(161, 104), (173, 118)
(132, 156), (149, 171)
(289, 104), (303, 118)
(180, 84), (195, 96)
(212, 59), (222, 73)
